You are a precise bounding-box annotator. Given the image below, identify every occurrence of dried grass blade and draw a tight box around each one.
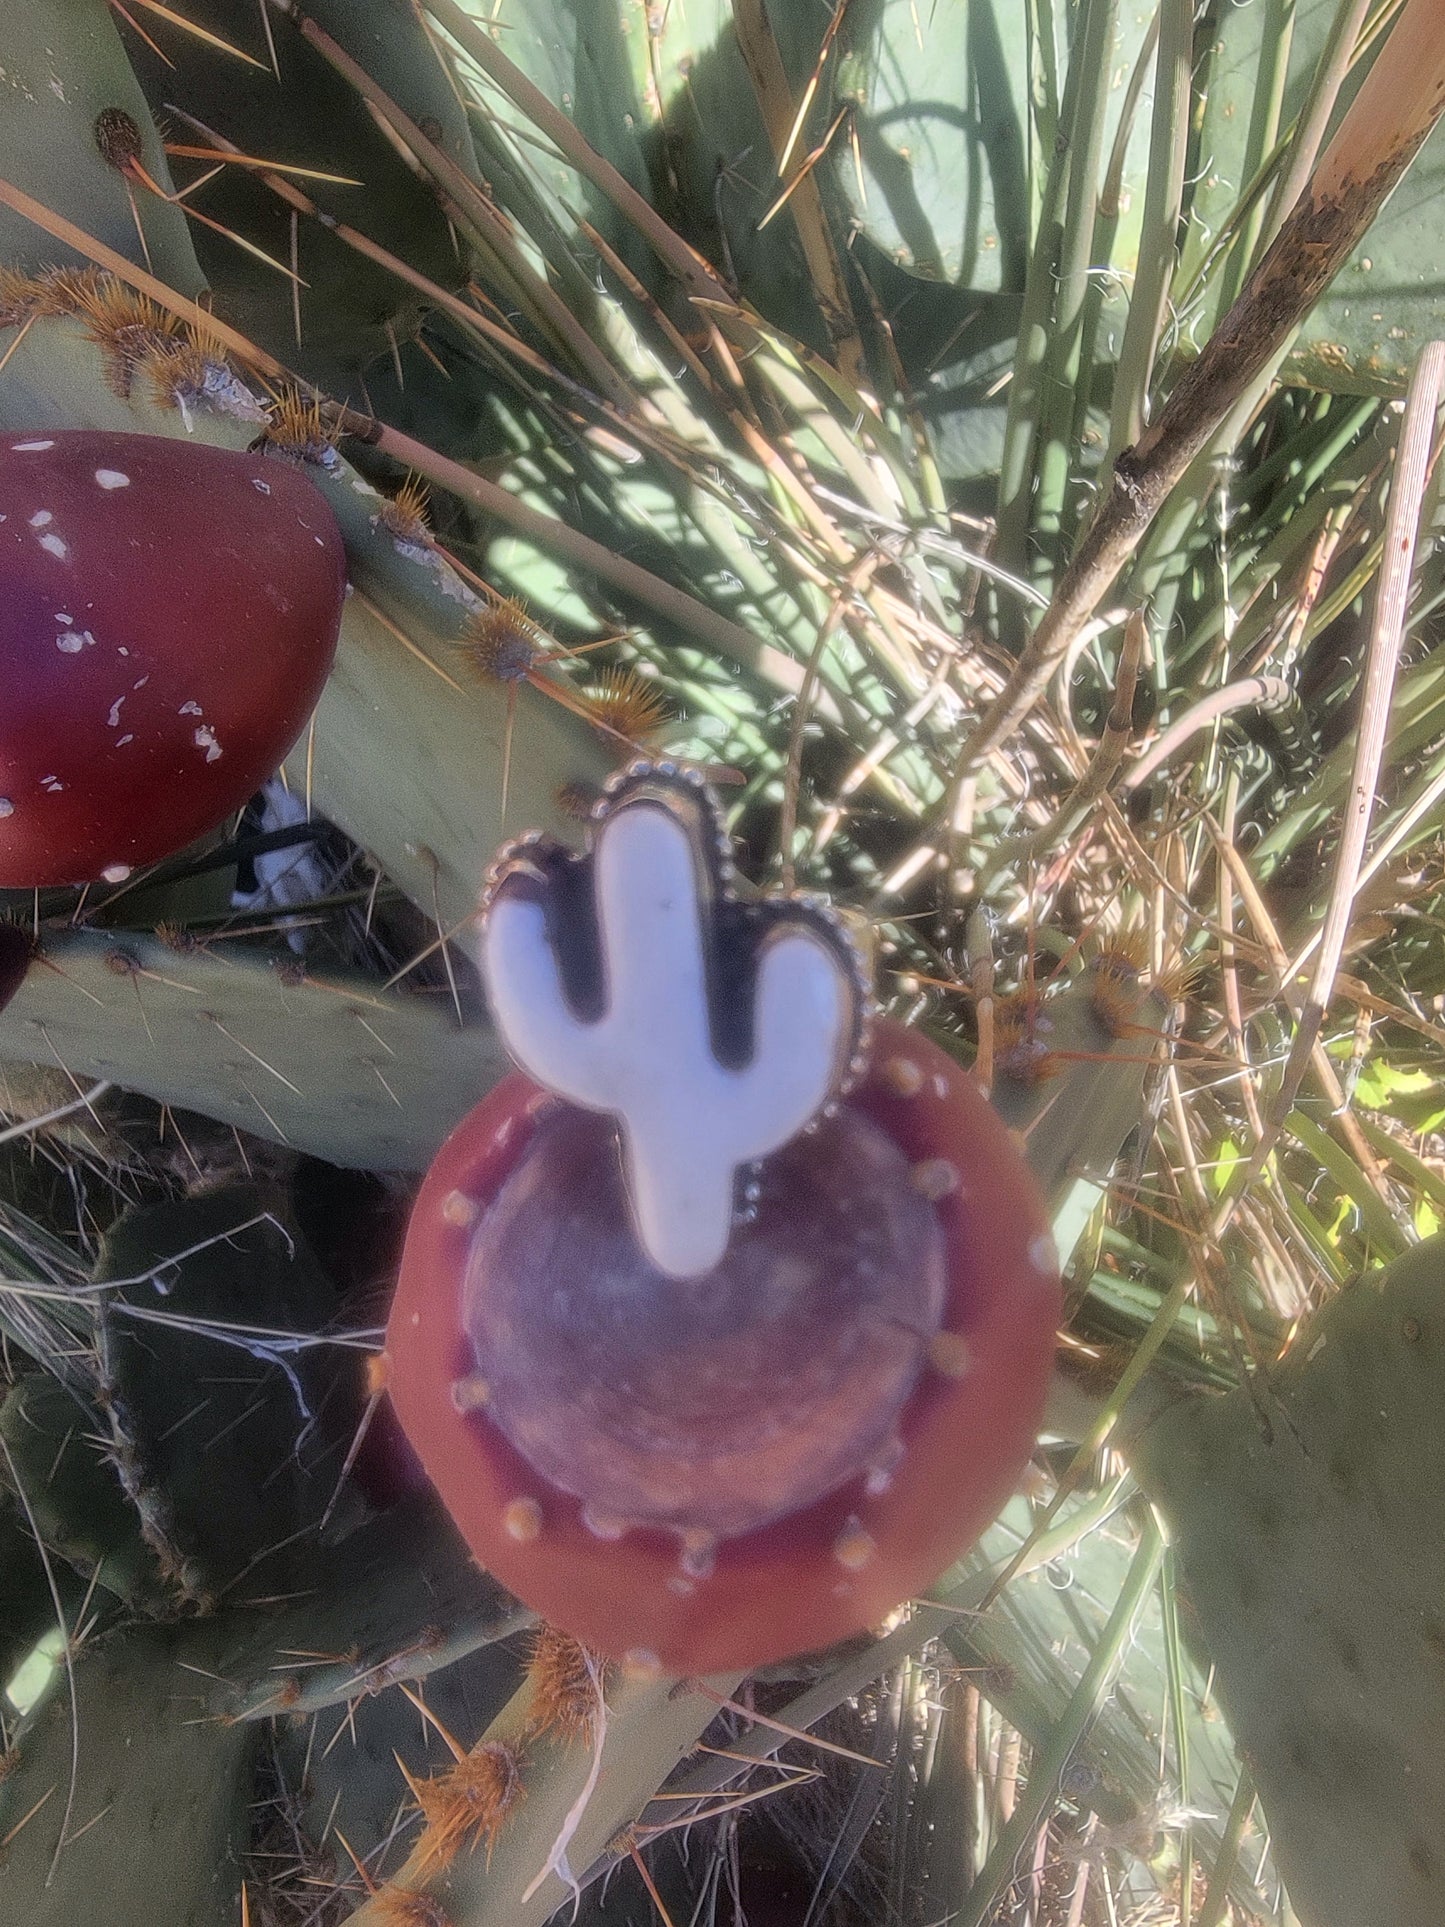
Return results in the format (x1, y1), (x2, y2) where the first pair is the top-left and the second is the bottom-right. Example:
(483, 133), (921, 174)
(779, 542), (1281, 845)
(1271, 337), (1445, 1120)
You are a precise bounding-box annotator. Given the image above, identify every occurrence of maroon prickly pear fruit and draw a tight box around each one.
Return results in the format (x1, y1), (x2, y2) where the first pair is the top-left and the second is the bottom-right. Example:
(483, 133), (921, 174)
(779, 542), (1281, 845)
(0, 430), (345, 886)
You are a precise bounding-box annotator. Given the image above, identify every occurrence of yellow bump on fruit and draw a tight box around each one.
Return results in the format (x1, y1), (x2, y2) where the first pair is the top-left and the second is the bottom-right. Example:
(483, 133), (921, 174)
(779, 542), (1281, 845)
(503, 1496), (543, 1543)
(365, 1352), (391, 1398)
(442, 1188), (477, 1227)
(450, 1373), (490, 1414)
(678, 1529), (717, 1581)
(910, 1157), (961, 1201)
(880, 1055), (925, 1097)
(581, 1502), (629, 1541)
(928, 1330), (972, 1379)
(832, 1521), (877, 1571)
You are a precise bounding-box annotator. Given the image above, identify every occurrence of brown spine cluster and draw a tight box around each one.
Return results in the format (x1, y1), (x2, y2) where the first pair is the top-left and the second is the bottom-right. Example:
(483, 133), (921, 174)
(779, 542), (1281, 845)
(525, 1623), (608, 1748)
(401, 1740), (525, 1875)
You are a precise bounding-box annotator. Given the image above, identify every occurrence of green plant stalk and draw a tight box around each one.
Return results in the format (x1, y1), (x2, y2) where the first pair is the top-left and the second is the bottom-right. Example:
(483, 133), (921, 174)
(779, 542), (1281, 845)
(1284, 1108), (1409, 1256)
(1161, 1545), (1194, 1927)
(1207, 0), (1298, 320)
(995, 19), (1088, 579)
(1107, 0), (1194, 464)
(1031, 0), (1118, 585)
(1196, 1767), (1259, 1927)
(954, 1516), (1166, 1927)
(958, 0), (1445, 772)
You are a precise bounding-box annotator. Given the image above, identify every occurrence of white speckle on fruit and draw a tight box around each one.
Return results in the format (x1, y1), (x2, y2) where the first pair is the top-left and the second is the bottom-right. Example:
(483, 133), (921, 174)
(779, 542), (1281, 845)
(94, 469), (130, 489)
(178, 700), (203, 716)
(106, 697), (125, 728)
(116, 734), (133, 747)
(932, 1073), (949, 1099)
(11, 440), (54, 452)
(194, 725), (222, 762)
(132, 675), (149, 689)
(449, 1373), (490, 1414)
(37, 533), (68, 561)
(928, 1331), (971, 1379)
(55, 612), (72, 625)
(911, 1157), (960, 1201)
(40, 776), (63, 793)
(251, 477), (271, 495)
(881, 1055), (925, 1097)
(832, 1520), (877, 1571)
(55, 631), (85, 654)
(441, 1188), (476, 1227)
(864, 1434), (905, 1496)
(1029, 1233), (1058, 1277)
(502, 1496), (542, 1542)
(28, 510), (52, 528)
(0, 799), (13, 818)
(100, 863), (131, 883)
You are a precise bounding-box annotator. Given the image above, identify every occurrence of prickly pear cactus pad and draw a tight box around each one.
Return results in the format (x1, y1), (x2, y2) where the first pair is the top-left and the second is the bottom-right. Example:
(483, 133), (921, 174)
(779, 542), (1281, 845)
(0, 928), (508, 1170)
(1130, 1234), (1445, 1927)
(387, 765), (1062, 1673)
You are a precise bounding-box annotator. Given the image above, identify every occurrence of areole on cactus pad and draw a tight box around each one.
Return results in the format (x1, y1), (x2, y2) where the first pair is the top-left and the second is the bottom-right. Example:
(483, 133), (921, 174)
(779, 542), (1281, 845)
(0, 428), (346, 887)
(385, 765), (1061, 1674)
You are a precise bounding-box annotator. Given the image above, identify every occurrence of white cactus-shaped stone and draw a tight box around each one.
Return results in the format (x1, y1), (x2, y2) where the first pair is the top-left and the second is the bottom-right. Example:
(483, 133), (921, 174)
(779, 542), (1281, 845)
(481, 782), (858, 1279)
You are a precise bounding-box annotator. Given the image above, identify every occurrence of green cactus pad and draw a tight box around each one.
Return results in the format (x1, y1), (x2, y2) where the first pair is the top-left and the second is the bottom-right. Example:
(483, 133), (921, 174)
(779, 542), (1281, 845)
(92, 1185), (341, 1605)
(0, 928), (504, 1170)
(201, 1502), (532, 1721)
(1130, 1234), (1445, 1927)
(0, 0), (203, 294)
(120, 0), (480, 394)
(0, 1372), (174, 1612)
(0, 1496), (66, 1694)
(0, 1623), (254, 1926)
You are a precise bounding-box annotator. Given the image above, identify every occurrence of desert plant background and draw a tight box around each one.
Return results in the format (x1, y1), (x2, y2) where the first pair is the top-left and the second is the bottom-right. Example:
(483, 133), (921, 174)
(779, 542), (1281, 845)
(2, 1), (1445, 1923)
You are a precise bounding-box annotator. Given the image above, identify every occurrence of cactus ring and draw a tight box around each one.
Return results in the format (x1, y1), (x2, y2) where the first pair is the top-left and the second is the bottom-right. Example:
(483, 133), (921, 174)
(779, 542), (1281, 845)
(385, 765), (1061, 1673)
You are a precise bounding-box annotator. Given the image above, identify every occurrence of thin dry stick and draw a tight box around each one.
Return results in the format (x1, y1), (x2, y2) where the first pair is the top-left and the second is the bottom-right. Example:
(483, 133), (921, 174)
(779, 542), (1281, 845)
(730, 0), (865, 384)
(1270, 337), (1445, 1124)
(1216, 773), (1265, 1142)
(1256, 0), (1376, 255)
(956, 0), (1445, 774)
(1289, 755), (1445, 983)
(779, 553), (879, 890)
(1018, 608), (1148, 855)
(1204, 821), (1395, 1203)
(0, 1080), (114, 1146)
(1121, 674), (1294, 791)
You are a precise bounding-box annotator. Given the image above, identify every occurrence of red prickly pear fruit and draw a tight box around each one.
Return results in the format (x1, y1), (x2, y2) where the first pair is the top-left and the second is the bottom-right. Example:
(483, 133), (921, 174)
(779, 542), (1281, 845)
(385, 1018), (1062, 1675)
(0, 429), (346, 886)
